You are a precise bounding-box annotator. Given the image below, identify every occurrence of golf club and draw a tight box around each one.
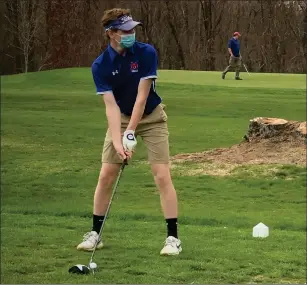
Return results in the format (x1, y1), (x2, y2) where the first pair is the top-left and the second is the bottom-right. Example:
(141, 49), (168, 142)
(69, 159), (128, 275)
(242, 62), (251, 76)
(240, 55), (251, 77)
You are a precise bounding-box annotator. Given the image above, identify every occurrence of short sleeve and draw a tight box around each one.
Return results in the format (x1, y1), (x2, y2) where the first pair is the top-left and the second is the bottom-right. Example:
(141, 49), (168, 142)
(228, 40), (232, 48)
(140, 45), (158, 80)
(91, 63), (113, 95)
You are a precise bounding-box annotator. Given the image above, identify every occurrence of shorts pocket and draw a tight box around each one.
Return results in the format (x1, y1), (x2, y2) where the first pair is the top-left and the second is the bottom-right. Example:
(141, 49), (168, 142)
(159, 104), (168, 122)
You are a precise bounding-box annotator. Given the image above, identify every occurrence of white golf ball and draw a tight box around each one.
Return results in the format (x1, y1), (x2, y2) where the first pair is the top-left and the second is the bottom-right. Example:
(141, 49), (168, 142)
(89, 262), (97, 269)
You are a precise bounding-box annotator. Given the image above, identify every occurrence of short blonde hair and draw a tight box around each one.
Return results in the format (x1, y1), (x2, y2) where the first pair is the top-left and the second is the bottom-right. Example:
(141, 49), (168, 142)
(101, 8), (131, 40)
(101, 8), (131, 29)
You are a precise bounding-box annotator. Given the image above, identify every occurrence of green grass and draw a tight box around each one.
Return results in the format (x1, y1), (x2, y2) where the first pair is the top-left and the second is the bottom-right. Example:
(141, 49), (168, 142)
(1, 69), (306, 284)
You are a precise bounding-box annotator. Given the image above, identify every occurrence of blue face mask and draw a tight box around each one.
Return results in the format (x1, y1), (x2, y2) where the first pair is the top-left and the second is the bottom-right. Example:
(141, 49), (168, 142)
(116, 33), (136, 48)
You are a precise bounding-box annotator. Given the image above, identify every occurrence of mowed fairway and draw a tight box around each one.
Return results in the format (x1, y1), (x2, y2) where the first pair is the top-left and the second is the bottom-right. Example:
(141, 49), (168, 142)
(1, 69), (306, 284)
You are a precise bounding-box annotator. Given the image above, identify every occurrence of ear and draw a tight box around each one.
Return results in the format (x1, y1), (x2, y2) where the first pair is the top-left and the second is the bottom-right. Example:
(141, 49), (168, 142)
(107, 30), (113, 39)
(108, 29), (119, 40)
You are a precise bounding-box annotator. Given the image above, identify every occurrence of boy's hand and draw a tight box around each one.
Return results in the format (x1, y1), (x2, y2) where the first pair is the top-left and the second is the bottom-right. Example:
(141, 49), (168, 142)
(114, 143), (132, 161)
(122, 130), (137, 152)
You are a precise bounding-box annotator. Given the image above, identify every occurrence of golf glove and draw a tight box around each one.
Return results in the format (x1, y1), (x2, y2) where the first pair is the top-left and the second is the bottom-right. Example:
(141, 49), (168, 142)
(123, 130), (137, 152)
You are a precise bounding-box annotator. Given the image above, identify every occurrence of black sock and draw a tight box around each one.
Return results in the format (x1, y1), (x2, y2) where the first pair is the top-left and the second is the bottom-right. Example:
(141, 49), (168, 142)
(166, 218), (178, 238)
(92, 215), (105, 234)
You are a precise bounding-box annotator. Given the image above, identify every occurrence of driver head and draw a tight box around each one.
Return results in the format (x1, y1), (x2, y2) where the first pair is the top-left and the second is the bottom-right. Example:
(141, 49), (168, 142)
(68, 264), (90, 274)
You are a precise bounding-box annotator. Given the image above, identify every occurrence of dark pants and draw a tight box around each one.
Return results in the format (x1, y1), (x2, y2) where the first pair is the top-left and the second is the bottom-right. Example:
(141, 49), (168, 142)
(222, 56), (242, 78)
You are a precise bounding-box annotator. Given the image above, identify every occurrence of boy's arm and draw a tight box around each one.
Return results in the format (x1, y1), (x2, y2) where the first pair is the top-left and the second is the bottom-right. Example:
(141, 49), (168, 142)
(103, 93), (122, 148)
(92, 63), (126, 159)
(126, 78), (153, 131)
(126, 45), (158, 131)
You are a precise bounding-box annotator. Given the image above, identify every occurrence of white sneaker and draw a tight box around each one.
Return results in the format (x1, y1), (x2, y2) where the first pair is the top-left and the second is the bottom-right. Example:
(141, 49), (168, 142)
(160, 236), (182, 256)
(77, 231), (104, 251)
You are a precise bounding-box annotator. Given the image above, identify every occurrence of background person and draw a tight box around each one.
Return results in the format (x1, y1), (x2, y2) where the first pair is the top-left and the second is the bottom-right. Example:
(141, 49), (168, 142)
(222, 32), (243, 80)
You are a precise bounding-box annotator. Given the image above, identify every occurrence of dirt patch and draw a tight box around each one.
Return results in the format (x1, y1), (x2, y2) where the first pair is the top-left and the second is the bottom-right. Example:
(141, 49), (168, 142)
(172, 139), (305, 166)
(171, 118), (306, 176)
(248, 275), (305, 284)
(171, 161), (238, 177)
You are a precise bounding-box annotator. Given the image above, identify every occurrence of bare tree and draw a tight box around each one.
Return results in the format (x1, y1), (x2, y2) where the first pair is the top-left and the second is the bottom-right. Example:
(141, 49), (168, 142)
(198, 0), (226, 70)
(0, 0), (7, 74)
(164, 0), (186, 69)
(1, 0), (306, 75)
(4, 0), (44, 73)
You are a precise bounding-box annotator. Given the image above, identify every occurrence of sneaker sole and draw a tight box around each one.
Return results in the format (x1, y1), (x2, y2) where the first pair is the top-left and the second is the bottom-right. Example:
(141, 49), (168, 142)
(160, 247), (182, 256)
(77, 243), (104, 252)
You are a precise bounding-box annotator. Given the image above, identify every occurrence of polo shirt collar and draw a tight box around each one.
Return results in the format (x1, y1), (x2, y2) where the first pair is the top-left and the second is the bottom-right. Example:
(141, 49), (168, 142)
(108, 44), (135, 63)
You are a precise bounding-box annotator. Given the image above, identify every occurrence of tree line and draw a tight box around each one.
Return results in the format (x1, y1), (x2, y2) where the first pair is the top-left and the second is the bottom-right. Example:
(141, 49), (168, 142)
(1, 0), (306, 75)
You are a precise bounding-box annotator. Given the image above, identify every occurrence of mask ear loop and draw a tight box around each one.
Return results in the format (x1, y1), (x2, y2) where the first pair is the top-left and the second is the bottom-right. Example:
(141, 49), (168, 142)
(114, 33), (122, 45)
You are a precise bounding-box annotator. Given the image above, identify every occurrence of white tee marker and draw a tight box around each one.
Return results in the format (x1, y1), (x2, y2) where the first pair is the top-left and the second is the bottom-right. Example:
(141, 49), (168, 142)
(253, 222), (269, 238)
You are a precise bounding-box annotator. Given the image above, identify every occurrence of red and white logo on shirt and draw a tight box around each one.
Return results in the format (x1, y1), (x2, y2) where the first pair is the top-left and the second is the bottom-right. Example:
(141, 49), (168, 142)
(130, 62), (138, 73)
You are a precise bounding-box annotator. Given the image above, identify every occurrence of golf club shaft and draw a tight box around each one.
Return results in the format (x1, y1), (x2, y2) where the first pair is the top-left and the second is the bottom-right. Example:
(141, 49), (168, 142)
(243, 63), (251, 76)
(241, 55), (251, 76)
(89, 159), (128, 264)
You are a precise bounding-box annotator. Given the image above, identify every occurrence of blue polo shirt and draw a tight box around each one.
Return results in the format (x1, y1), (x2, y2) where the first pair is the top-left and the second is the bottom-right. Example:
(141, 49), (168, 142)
(91, 41), (161, 116)
(228, 37), (240, 57)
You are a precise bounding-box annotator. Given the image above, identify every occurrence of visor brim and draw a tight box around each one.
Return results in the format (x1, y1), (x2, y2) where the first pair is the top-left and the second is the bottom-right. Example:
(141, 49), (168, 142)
(117, 20), (142, 31)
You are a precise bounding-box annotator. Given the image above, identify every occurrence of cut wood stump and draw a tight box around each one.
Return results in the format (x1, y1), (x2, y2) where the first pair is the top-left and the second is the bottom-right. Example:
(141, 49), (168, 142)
(172, 117), (306, 169)
(244, 117), (307, 142)
(297, 122), (307, 138)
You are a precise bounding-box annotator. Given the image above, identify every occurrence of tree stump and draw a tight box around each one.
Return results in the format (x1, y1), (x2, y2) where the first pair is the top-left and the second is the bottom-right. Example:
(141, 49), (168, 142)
(296, 122), (307, 139)
(244, 117), (306, 142)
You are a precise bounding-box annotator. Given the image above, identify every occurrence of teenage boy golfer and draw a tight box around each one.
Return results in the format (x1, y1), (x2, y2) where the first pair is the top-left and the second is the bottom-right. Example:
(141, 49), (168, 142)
(77, 8), (182, 256)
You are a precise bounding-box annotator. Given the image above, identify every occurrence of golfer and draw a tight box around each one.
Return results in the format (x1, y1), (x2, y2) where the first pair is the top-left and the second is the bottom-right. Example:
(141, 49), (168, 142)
(222, 32), (243, 80)
(77, 8), (182, 256)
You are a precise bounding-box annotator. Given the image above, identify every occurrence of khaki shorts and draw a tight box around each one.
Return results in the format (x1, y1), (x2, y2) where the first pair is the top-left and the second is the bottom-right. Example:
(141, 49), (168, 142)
(229, 56), (242, 67)
(102, 104), (169, 164)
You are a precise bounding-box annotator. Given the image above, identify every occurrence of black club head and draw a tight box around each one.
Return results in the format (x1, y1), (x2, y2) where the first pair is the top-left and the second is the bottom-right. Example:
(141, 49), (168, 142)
(68, 264), (90, 275)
